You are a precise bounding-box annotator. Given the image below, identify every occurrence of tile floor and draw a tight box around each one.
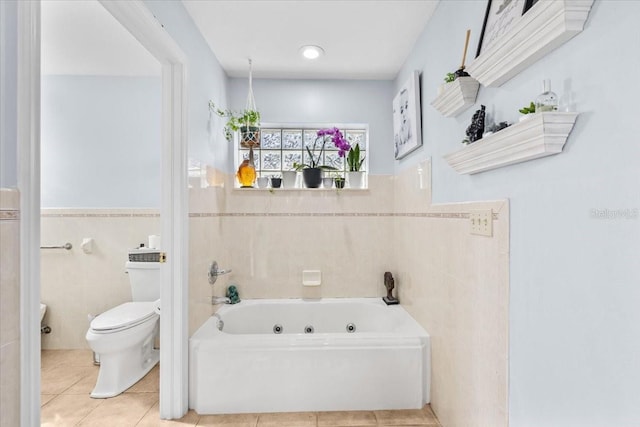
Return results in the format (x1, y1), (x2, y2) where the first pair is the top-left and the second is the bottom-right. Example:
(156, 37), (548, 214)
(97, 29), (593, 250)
(41, 350), (441, 426)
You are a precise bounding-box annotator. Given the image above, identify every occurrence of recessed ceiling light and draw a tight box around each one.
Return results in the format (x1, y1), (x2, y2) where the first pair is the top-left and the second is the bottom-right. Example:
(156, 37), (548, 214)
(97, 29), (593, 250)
(300, 45), (324, 60)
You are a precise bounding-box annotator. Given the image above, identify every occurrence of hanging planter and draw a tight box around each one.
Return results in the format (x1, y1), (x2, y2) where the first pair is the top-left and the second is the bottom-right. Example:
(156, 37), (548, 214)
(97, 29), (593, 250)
(209, 59), (261, 147)
(240, 126), (260, 148)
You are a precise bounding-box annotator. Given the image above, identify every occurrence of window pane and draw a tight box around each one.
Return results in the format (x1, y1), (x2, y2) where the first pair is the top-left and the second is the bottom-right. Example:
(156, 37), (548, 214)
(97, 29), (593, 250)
(324, 152), (344, 170)
(283, 152), (302, 170)
(346, 130), (366, 148)
(261, 129), (281, 149)
(240, 150), (260, 170)
(261, 150), (282, 171)
(282, 130), (302, 149)
(304, 130), (319, 149)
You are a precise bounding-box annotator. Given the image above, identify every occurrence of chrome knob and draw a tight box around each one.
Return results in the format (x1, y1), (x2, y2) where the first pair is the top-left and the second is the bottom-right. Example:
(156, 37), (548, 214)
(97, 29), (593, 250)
(208, 260), (232, 285)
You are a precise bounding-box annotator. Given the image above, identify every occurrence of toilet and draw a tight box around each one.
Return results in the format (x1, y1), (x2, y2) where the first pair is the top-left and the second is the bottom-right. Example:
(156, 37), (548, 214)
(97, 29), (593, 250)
(85, 251), (161, 398)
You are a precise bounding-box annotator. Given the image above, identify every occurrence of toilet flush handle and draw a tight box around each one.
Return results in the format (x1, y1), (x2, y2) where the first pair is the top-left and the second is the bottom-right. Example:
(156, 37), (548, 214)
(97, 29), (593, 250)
(208, 261), (232, 285)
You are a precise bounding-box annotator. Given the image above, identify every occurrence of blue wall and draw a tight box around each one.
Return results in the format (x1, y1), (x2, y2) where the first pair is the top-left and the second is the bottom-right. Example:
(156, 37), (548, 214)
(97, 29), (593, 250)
(395, 1), (640, 425)
(39, 0), (231, 208)
(0, 0), (18, 188)
(41, 76), (161, 208)
(229, 78), (395, 175)
(145, 0), (230, 174)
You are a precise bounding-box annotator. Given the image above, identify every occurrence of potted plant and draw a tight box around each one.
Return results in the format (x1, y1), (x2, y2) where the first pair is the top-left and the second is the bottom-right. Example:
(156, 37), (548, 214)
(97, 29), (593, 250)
(294, 127), (350, 188)
(346, 143), (365, 188)
(209, 101), (261, 147)
(333, 173), (346, 189)
(518, 101), (536, 122)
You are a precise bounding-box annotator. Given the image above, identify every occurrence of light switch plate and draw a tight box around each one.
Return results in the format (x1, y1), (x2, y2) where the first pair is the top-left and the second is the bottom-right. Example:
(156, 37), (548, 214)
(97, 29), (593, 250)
(470, 209), (493, 237)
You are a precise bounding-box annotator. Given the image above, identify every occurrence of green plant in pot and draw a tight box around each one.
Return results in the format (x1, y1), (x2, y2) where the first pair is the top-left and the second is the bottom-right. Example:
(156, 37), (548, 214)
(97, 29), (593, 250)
(209, 101), (261, 147)
(346, 143), (366, 188)
(518, 101), (536, 122)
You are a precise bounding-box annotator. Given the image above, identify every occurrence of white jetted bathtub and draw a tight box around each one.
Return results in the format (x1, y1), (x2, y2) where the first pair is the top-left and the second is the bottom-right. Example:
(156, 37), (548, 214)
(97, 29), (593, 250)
(189, 298), (430, 414)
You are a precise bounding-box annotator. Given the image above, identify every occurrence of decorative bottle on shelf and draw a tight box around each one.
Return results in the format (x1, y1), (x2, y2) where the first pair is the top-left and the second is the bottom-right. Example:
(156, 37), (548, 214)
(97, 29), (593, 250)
(236, 144), (256, 188)
(535, 79), (558, 112)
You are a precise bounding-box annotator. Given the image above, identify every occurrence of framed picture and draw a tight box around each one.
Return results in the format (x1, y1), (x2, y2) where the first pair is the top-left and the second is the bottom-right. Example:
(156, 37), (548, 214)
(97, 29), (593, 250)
(393, 70), (422, 160)
(476, 0), (530, 57)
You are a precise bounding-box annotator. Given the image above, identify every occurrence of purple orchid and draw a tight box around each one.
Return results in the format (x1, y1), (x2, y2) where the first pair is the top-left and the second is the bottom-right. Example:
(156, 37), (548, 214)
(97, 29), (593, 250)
(316, 127), (351, 158)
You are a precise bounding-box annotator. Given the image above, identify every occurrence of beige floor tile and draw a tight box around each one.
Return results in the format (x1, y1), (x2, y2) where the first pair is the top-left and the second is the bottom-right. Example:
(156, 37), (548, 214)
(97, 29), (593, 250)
(197, 412), (259, 427)
(41, 365), (96, 395)
(374, 409), (435, 425)
(136, 401), (200, 426)
(41, 349), (94, 371)
(77, 392), (158, 426)
(317, 410), (376, 426)
(127, 363), (160, 393)
(41, 394), (57, 407)
(62, 366), (99, 394)
(41, 394), (103, 426)
(257, 412), (316, 427)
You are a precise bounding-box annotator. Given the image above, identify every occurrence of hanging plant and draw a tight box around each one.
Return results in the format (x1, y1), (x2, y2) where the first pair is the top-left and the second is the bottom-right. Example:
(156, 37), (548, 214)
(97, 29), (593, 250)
(209, 59), (261, 147)
(209, 102), (261, 146)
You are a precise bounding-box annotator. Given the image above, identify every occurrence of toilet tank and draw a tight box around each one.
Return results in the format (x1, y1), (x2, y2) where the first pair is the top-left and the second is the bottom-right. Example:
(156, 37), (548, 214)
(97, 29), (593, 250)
(126, 260), (161, 302)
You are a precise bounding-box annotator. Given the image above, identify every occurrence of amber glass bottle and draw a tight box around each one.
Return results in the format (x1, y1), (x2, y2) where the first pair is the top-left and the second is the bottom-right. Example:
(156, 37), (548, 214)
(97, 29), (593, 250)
(237, 145), (256, 188)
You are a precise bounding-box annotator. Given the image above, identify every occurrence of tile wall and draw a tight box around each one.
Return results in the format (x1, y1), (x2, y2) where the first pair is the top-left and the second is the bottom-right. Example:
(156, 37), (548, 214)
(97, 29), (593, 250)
(40, 209), (160, 349)
(393, 162), (509, 427)
(38, 164), (509, 427)
(1, 188), (21, 426)
(188, 174), (396, 335)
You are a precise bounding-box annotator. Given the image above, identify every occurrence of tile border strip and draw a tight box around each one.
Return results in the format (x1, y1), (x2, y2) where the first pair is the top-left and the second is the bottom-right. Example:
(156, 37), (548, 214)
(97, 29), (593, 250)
(41, 213), (160, 218)
(0, 210), (20, 221)
(40, 211), (500, 220)
(190, 212), (500, 219)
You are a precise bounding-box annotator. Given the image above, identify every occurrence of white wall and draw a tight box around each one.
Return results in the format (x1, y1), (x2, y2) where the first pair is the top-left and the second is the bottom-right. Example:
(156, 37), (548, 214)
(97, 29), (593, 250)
(41, 76), (161, 208)
(0, 0), (18, 188)
(395, 1), (640, 425)
(228, 78), (395, 175)
(144, 0), (231, 174)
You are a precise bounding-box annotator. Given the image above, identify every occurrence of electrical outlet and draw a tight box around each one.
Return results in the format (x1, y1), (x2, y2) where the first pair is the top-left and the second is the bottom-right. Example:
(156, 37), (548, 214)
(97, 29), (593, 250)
(470, 209), (493, 237)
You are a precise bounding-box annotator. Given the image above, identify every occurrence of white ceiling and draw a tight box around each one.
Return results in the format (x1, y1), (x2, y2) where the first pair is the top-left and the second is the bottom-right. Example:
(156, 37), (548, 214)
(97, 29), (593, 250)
(182, 0), (438, 80)
(41, 0), (159, 76)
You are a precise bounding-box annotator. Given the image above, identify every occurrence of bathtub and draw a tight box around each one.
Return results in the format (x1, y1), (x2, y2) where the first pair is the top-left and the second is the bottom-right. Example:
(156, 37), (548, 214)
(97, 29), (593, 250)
(189, 298), (430, 414)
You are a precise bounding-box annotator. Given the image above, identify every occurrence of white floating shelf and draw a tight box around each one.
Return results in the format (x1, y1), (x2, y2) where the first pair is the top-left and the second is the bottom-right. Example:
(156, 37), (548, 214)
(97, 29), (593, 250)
(431, 77), (480, 117)
(466, 0), (594, 87)
(444, 112), (578, 174)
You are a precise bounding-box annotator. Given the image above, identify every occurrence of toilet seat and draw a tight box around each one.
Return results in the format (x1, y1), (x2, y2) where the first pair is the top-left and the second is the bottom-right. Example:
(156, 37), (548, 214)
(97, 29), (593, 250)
(91, 302), (157, 333)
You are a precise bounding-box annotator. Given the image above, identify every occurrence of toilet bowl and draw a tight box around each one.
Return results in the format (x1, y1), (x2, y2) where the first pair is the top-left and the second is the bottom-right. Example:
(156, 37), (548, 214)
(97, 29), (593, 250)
(86, 251), (162, 398)
(86, 301), (159, 398)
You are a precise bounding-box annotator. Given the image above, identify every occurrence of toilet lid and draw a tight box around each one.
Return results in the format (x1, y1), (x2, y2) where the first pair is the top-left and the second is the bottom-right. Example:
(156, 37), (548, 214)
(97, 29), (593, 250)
(91, 302), (157, 332)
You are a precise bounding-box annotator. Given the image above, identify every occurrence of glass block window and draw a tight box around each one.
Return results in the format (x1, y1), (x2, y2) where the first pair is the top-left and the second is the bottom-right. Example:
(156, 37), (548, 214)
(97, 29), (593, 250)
(235, 124), (368, 181)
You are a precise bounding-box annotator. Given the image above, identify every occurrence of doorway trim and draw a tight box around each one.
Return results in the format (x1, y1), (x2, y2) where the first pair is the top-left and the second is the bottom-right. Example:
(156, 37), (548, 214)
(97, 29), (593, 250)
(18, 0), (189, 423)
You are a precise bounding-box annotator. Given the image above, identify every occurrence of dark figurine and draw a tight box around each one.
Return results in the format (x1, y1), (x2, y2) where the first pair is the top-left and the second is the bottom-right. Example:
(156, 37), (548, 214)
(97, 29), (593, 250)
(466, 105), (486, 143)
(226, 285), (241, 304)
(383, 272), (399, 305)
(454, 68), (470, 78)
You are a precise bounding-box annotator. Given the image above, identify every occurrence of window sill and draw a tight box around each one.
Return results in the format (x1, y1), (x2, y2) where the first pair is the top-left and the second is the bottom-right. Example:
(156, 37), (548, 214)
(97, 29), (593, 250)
(232, 187), (369, 192)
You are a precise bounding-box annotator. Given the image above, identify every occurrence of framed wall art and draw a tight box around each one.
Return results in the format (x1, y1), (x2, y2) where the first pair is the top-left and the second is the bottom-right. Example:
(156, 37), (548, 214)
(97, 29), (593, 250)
(393, 70), (422, 160)
(476, 0), (530, 57)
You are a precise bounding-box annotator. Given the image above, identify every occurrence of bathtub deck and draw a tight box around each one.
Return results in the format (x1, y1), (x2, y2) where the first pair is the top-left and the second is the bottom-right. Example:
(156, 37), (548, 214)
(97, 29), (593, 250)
(41, 349), (442, 426)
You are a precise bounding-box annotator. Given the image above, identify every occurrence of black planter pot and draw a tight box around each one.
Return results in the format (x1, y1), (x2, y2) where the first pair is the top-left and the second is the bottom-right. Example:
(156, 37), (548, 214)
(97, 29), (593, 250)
(302, 168), (322, 188)
(334, 178), (346, 189)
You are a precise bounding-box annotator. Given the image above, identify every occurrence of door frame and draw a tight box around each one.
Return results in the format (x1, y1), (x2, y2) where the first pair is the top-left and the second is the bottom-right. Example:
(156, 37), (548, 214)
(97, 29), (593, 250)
(18, 1), (189, 423)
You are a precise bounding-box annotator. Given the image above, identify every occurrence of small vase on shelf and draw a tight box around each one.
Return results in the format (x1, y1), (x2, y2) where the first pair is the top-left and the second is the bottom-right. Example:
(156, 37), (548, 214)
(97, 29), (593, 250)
(535, 79), (558, 112)
(237, 144), (256, 188)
